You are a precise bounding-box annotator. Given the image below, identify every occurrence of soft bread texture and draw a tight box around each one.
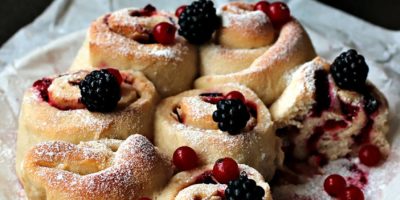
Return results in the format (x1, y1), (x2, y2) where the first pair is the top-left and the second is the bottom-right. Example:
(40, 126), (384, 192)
(16, 70), (158, 181)
(70, 8), (198, 97)
(270, 57), (390, 161)
(196, 17), (316, 105)
(20, 134), (173, 200)
(155, 164), (272, 200)
(154, 84), (284, 180)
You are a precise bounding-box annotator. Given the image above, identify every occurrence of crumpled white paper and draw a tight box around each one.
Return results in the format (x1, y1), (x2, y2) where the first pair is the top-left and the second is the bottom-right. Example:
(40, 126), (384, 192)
(0, 0), (399, 199)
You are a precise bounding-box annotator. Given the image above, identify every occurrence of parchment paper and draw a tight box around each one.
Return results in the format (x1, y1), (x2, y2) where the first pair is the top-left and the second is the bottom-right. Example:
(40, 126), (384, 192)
(0, 0), (399, 199)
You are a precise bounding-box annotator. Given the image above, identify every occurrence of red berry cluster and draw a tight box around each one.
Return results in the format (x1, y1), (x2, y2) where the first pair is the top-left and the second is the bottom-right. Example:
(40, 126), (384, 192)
(324, 174), (364, 200)
(254, 1), (292, 28)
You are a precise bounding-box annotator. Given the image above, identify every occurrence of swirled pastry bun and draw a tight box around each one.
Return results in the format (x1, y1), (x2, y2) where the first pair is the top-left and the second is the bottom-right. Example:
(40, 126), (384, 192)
(71, 5), (197, 97)
(154, 84), (283, 180)
(156, 164), (272, 200)
(20, 134), (173, 200)
(196, 2), (316, 105)
(16, 69), (158, 180)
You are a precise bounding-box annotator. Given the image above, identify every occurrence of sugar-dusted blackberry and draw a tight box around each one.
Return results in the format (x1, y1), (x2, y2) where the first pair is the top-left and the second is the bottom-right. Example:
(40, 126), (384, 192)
(79, 69), (121, 112)
(178, 0), (219, 44)
(330, 49), (369, 91)
(212, 99), (250, 135)
(225, 174), (265, 200)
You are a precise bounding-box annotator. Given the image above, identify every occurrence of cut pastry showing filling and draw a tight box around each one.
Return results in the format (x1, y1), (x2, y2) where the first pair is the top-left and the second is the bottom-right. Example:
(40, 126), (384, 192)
(157, 161), (272, 200)
(270, 56), (389, 167)
(154, 84), (283, 180)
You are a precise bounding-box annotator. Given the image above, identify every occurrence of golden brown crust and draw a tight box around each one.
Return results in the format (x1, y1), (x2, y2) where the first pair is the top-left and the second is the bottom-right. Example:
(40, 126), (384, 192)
(70, 8), (198, 97)
(16, 70), (158, 181)
(196, 19), (316, 105)
(154, 84), (284, 180)
(21, 135), (173, 200)
(155, 164), (272, 200)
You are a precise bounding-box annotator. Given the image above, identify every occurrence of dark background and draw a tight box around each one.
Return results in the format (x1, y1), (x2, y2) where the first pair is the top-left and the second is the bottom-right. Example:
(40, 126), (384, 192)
(0, 0), (400, 46)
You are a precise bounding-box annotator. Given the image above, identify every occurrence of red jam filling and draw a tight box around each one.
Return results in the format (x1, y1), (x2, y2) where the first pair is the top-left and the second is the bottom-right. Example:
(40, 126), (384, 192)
(200, 93), (224, 104)
(347, 164), (368, 189)
(129, 4), (157, 17)
(194, 170), (217, 184)
(33, 78), (53, 102)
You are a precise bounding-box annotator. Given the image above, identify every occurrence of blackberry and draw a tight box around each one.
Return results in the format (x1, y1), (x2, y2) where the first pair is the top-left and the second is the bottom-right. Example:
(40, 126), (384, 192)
(178, 0), (219, 44)
(330, 49), (369, 91)
(225, 174), (265, 200)
(212, 99), (250, 135)
(79, 69), (121, 112)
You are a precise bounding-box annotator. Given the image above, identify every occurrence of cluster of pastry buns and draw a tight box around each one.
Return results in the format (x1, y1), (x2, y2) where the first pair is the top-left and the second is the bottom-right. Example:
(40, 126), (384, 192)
(17, 1), (390, 200)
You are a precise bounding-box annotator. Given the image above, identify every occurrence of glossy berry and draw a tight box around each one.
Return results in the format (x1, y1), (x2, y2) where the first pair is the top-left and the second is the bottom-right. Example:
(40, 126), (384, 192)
(225, 174), (265, 200)
(323, 174), (347, 197)
(175, 5), (187, 17)
(212, 157), (240, 184)
(266, 2), (291, 27)
(225, 91), (245, 102)
(153, 22), (177, 45)
(106, 68), (123, 85)
(79, 69), (121, 112)
(254, 1), (270, 14)
(173, 146), (199, 171)
(330, 49), (369, 91)
(178, 0), (219, 44)
(363, 92), (379, 114)
(359, 144), (382, 167)
(212, 99), (250, 134)
(338, 186), (364, 200)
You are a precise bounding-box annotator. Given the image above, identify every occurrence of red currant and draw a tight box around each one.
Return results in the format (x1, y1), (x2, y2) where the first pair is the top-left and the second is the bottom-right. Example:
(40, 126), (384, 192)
(173, 146), (199, 171)
(152, 22), (177, 45)
(212, 157), (240, 184)
(323, 174), (347, 197)
(266, 2), (291, 28)
(106, 68), (123, 85)
(358, 144), (382, 167)
(254, 1), (270, 14)
(225, 91), (245, 102)
(175, 5), (187, 17)
(338, 186), (364, 200)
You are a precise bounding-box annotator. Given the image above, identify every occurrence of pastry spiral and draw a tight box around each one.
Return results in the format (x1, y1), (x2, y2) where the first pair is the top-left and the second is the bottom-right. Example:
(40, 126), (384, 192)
(154, 84), (283, 180)
(70, 6), (198, 97)
(270, 57), (390, 162)
(16, 70), (158, 180)
(195, 2), (316, 105)
(20, 134), (173, 200)
(156, 164), (272, 200)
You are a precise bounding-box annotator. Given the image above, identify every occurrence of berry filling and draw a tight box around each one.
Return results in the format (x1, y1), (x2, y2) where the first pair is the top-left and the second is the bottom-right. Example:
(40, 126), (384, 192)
(129, 4), (156, 17)
(310, 69), (331, 117)
(194, 171), (217, 184)
(33, 78), (53, 102)
(200, 93), (224, 104)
